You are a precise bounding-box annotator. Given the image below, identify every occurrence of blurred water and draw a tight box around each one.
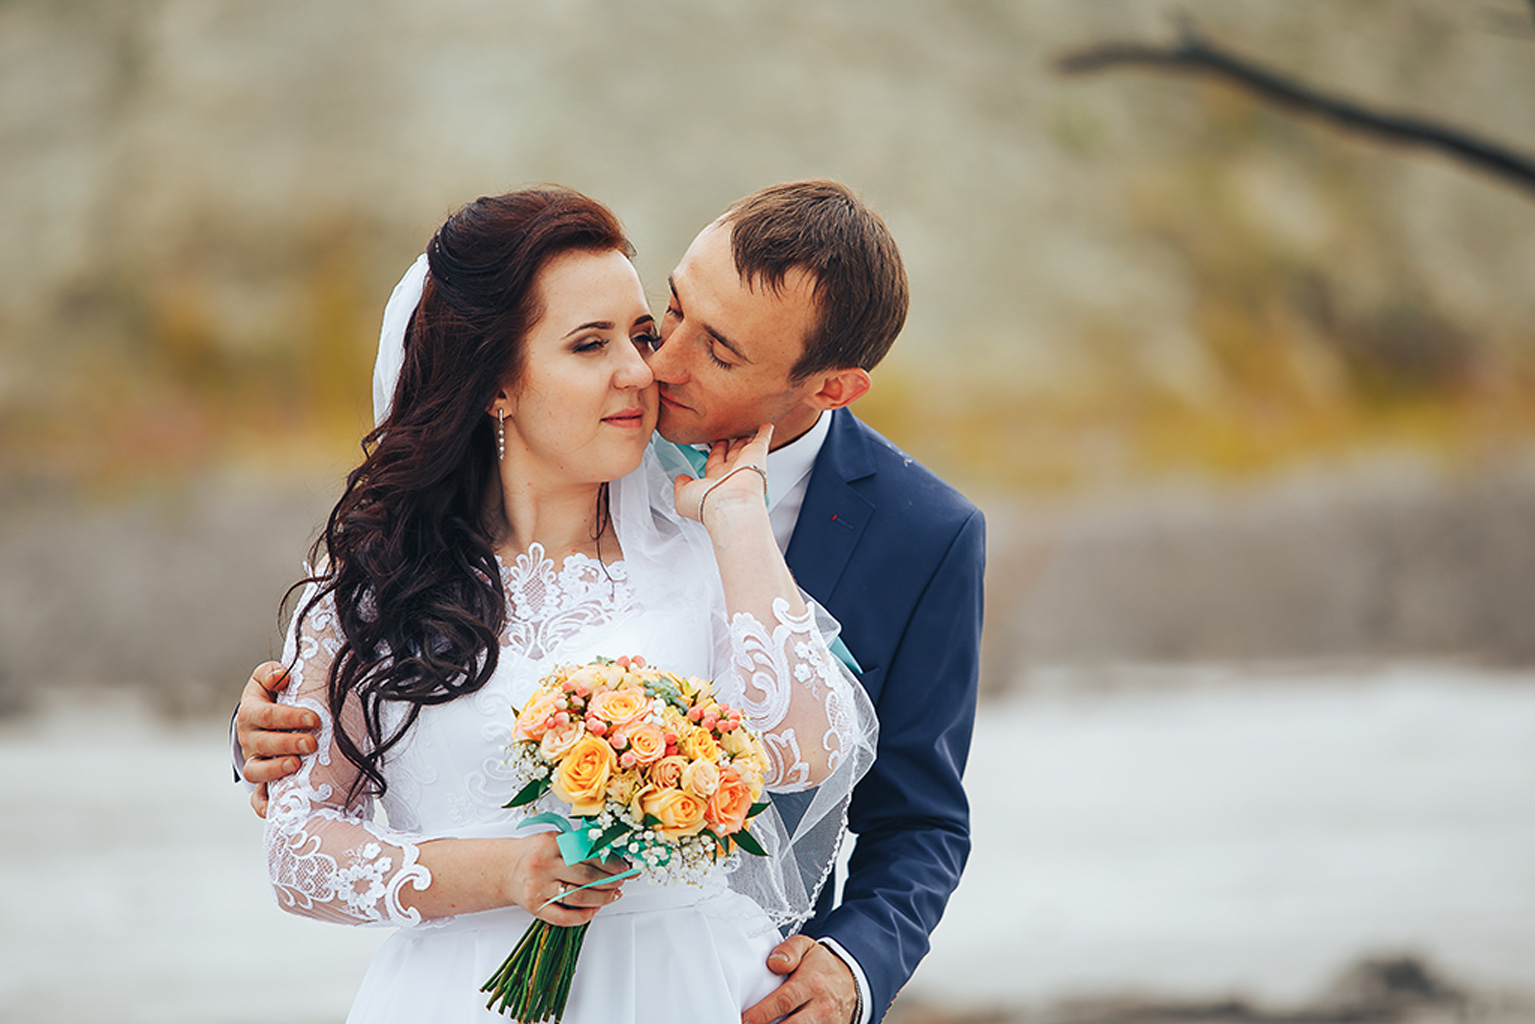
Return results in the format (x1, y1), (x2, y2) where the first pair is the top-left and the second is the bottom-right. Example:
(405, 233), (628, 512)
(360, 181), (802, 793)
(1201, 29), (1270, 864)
(1, 664), (1531, 1022)
(910, 662), (1535, 1010)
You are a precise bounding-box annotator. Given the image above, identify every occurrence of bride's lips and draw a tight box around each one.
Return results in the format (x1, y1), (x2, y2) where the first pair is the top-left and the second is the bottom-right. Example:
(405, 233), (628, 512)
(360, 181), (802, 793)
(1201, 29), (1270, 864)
(602, 407), (648, 429)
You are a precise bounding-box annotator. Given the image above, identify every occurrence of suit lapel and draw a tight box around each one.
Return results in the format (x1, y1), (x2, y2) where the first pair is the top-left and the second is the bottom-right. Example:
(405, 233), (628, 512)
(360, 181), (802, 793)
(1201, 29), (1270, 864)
(786, 409), (876, 603)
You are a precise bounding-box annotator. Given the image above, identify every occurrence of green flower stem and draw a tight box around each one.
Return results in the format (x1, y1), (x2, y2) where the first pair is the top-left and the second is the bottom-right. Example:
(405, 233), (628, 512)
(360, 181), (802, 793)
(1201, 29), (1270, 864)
(482, 920), (590, 1022)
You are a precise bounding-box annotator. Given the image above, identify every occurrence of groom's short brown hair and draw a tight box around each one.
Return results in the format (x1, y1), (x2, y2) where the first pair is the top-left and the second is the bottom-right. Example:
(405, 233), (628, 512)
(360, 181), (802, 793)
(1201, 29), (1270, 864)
(720, 180), (908, 381)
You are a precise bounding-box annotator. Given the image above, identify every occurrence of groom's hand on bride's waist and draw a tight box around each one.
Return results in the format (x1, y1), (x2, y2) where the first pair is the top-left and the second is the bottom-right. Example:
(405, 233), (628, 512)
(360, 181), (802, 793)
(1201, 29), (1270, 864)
(741, 934), (858, 1024)
(236, 661), (318, 818)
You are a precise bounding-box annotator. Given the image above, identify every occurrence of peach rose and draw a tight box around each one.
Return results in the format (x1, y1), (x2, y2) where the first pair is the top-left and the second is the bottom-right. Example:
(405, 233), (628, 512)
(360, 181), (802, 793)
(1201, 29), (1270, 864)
(539, 718), (586, 760)
(681, 758), (721, 799)
(513, 691), (563, 741)
(705, 765), (756, 835)
(679, 725), (721, 764)
(648, 755), (689, 790)
(640, 788), (707, 839)
(590, 688), (651, 728)
(551, 734), (615, 815)
(626, 722), (667, 765)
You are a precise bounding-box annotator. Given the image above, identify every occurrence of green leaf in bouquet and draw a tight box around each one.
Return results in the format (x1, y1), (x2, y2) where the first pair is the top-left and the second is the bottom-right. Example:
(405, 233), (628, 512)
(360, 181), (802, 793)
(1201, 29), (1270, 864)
(642, 813), (664, 829)
(746, 800), (772, 818)
(503, 776), (551, 809)
(732, 828), (767, 858)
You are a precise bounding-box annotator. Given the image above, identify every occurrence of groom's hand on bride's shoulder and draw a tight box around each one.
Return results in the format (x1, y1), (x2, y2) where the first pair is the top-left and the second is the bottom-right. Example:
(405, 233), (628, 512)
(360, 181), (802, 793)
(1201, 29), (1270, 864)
(741, 934), (858, 1024)
(237, 661), (319, 818)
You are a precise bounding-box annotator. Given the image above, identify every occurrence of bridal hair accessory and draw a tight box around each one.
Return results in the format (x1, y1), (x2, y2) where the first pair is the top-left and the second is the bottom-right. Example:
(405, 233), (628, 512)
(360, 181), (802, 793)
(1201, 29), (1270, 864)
(371, 253), (430, 426)
(696, 464), (768, 523)
(496, 409), (506, 461)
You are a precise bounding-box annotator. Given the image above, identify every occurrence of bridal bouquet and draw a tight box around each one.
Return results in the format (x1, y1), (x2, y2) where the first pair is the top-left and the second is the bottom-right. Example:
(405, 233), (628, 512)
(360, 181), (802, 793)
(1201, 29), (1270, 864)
(482, 655), (772, 1022)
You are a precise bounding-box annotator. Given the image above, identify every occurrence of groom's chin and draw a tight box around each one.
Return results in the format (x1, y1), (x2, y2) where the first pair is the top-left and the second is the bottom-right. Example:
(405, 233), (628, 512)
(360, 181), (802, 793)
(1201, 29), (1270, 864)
(655, 408), (704, 447)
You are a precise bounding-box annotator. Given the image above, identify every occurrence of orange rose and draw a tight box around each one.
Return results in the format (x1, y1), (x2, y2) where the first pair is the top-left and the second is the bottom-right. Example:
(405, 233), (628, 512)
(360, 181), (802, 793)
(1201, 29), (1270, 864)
(539, 718), (585, 760)
(551, 734), (615, 815)
(626, 722), (667, 765)
(681, 758), (721, 798)
(648, 755), (688, 790)
(590, 688), (651, 728)
(679, 725), (721, 764)
(513, 691), (562, 741)
(640, 788), (707, 839)
(705, 766), (755, 835)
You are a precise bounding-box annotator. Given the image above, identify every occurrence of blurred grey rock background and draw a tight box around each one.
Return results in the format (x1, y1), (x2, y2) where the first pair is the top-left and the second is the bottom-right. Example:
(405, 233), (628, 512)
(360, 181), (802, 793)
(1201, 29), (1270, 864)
(3, 451), (1533, 715)
(2, 1), (1533, 705)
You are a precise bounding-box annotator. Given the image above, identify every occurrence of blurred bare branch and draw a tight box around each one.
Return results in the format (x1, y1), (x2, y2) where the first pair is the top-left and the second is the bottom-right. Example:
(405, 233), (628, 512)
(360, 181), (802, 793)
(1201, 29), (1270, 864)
(1055, 24), (1535, 198)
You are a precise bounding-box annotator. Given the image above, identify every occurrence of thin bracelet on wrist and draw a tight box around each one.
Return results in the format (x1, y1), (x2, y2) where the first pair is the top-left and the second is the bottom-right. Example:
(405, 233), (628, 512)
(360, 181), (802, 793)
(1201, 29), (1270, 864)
(696, 464), (768, 523)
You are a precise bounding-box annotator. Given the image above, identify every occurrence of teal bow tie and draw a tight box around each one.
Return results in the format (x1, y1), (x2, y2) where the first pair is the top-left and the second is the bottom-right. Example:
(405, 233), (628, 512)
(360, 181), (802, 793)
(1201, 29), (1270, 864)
(655, 439), (710, 479)
(652, 439), (863, 676)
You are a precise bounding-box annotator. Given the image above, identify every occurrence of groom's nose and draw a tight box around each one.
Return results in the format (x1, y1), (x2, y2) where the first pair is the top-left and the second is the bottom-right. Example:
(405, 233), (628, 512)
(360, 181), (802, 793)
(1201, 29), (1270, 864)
(646, 325), (689, 384)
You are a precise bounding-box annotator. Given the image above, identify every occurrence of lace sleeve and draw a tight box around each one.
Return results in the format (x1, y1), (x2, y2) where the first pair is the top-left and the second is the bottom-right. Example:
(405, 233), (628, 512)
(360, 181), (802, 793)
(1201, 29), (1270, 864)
(262, 587), (439, 928)
(723, 596), (868, 793)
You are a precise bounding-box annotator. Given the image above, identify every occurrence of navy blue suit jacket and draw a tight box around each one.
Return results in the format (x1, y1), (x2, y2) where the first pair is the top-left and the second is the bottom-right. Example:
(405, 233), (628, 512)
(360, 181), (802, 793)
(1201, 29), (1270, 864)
(784, 409), (984, 1022)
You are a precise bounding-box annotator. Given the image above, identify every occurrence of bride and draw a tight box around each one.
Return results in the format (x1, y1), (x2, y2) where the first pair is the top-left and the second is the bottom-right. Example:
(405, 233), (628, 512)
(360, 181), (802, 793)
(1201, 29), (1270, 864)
(263, 186), (877, 1022)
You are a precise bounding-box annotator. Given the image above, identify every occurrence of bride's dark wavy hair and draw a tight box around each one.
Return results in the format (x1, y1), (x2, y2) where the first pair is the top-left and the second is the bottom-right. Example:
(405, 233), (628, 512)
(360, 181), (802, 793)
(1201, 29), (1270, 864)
(289, 187), (632, 803)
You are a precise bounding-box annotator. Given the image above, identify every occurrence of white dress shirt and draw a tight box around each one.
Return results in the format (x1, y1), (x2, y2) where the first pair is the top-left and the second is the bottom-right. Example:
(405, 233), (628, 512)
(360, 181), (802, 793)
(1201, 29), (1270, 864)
(764, 410), (831, 554)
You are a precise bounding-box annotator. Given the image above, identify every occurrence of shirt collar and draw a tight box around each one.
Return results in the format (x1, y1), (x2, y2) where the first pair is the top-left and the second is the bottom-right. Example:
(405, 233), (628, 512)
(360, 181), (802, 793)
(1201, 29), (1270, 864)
(764, 410), (829, 511)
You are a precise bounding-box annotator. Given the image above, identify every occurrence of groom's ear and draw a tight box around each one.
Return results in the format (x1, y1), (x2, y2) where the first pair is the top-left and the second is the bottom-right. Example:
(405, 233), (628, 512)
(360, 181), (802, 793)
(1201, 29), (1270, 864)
(803, 367), (872, 411)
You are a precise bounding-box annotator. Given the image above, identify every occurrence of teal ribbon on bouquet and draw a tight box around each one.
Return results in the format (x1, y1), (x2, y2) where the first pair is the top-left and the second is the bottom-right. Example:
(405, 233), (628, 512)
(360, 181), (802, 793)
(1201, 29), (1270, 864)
(520, 811), (647, 909)
(655, 439), (864, 675)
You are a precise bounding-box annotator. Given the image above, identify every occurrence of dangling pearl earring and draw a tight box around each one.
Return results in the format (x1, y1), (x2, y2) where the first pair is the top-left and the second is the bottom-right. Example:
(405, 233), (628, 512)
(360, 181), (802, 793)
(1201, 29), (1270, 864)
(496, 408), (506, 462)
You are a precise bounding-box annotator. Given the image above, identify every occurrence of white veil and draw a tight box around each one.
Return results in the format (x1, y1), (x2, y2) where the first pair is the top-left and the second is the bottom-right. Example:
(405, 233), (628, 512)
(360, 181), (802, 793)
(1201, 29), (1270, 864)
(371, 254), (877, 932)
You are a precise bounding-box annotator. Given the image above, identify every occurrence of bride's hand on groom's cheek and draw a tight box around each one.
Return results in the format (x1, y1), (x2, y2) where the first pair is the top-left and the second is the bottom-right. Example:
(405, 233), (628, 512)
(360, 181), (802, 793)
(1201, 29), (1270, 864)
(503, 834), (628, 926)
(674, 423), (773, 526)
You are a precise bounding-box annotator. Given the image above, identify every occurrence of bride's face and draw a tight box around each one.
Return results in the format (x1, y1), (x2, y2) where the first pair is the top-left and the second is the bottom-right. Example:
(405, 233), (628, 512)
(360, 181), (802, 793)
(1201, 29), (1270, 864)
(497, 248), (659, 485)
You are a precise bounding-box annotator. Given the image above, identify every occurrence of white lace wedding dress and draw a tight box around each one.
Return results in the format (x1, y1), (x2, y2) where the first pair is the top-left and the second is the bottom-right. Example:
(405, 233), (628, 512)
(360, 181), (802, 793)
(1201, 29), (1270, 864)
(262, 453), (876, 1023)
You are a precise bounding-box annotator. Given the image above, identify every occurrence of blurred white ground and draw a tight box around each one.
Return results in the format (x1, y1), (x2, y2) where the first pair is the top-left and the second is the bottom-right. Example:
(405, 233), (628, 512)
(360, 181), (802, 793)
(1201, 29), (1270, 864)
(0, 664), (1531, 1023)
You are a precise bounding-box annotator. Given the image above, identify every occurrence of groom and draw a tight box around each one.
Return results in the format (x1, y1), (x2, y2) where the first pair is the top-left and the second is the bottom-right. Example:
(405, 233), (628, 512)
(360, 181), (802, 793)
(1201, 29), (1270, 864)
(237, 180), (984, 1024)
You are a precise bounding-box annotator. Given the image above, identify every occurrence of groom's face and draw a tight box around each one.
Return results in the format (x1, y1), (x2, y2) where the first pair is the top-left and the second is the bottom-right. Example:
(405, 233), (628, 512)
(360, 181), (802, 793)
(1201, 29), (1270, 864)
(648, 223), (824, 446)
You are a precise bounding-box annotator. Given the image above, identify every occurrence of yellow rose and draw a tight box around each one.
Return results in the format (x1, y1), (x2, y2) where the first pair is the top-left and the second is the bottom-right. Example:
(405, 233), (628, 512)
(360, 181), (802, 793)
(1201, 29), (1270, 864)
(640, 788), (707, 839)
(551, 734), (615, 815)
(705, 765), (755, 835)
(591, 688), (651, 728)
(539, 718), (586, 760)
(681, 758), (721, 798)
(626, 722), (667, 765)
(648, 755), (688, 791)
(680, 725), (721, 764)
(513, 691), (563, 741)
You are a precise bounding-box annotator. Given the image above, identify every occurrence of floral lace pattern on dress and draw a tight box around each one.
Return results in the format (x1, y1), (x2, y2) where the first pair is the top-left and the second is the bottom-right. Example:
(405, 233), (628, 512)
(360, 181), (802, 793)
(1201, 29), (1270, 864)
(499, 545), (636, 661)
(263, 549), (860, 930)
(725, 597), (857, 791)
(264, 546), (638, 929)
(263, 590), (436, 928)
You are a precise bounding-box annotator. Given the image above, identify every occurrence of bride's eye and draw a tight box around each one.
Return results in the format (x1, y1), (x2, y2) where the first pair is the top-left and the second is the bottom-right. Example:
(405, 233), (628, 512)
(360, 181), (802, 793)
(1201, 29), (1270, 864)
(632, 332), (660, 351)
